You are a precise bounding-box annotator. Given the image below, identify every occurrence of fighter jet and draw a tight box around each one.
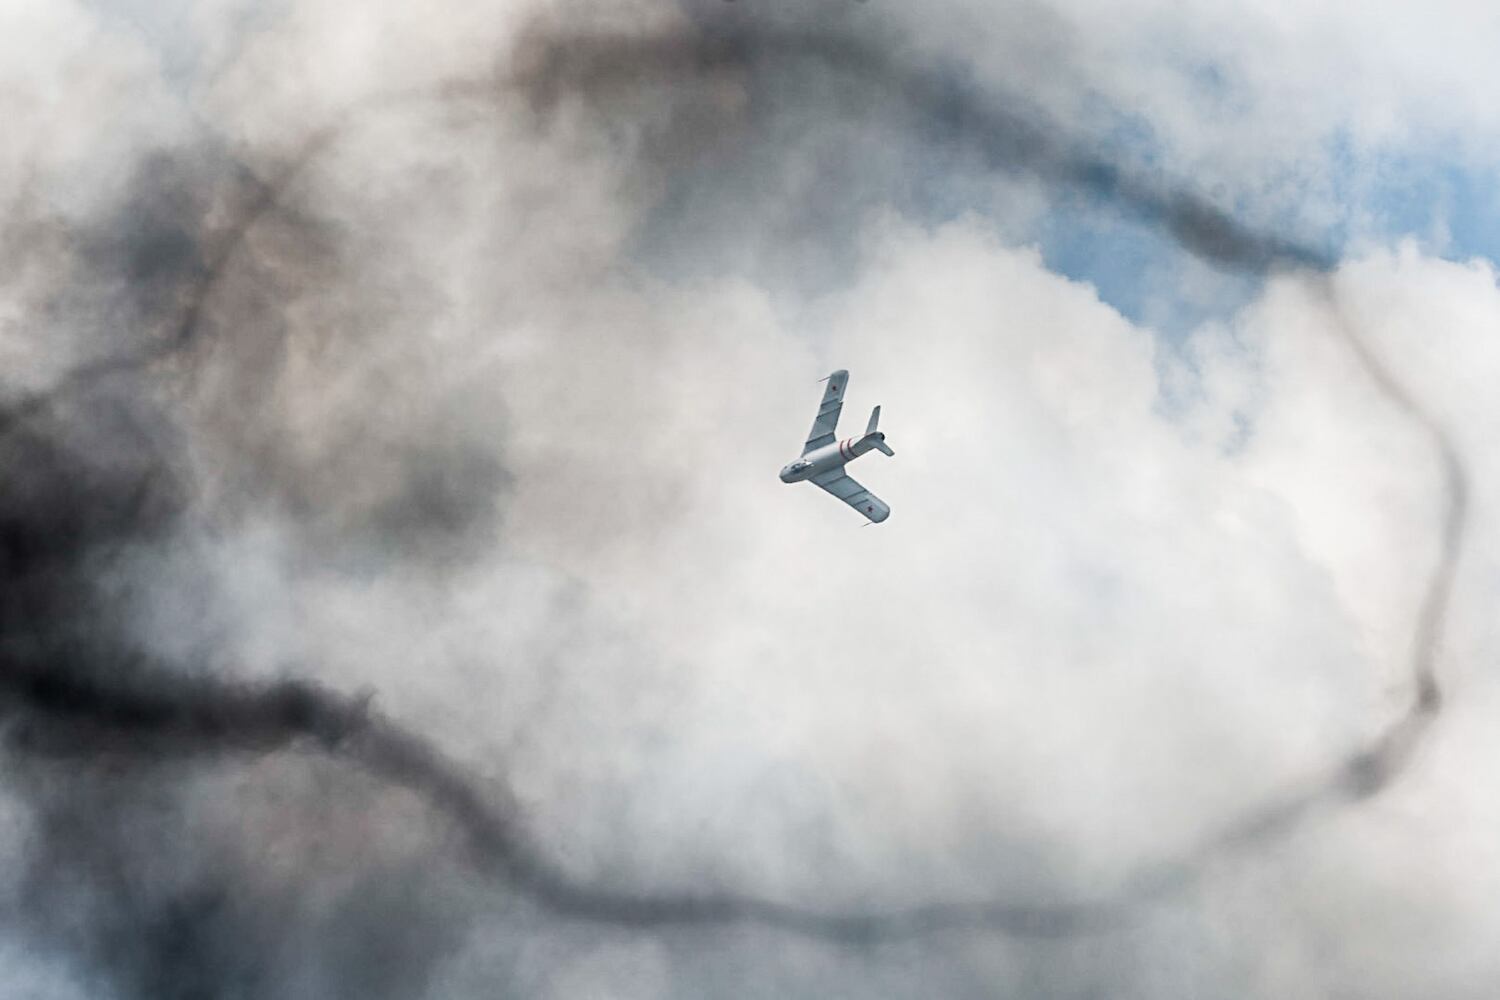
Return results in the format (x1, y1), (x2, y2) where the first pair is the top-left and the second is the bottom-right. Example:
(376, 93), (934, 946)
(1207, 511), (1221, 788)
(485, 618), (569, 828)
(779, 369), (894, 523)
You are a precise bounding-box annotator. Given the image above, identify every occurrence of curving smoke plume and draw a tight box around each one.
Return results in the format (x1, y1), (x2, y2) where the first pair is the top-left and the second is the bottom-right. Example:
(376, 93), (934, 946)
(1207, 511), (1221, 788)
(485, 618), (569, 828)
(0, 7), (1471, 997)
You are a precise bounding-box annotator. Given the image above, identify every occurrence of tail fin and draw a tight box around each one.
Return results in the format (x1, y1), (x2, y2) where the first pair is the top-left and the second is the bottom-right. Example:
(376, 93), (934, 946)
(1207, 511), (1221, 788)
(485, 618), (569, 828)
(865, 406), (894, 456)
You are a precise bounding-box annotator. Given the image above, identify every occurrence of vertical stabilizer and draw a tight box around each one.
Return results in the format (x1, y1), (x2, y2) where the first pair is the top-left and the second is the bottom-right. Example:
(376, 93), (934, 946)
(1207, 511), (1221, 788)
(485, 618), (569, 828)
(865, 405), (893, 455)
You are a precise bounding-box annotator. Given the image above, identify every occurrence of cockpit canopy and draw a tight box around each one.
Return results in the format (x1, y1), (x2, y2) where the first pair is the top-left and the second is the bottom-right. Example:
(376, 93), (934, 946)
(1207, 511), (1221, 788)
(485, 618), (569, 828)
(779, 458), (812, 482)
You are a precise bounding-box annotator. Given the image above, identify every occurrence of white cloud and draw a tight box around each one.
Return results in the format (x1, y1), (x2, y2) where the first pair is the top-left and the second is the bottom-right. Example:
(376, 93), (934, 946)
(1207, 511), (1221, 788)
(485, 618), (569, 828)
(12, 1), (1500, 996)
(898, 0), (1500, 163)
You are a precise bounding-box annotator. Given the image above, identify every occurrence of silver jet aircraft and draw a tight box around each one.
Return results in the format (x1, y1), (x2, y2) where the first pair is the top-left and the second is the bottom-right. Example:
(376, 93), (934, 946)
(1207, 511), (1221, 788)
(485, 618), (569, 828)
(779, 369), (894, 523)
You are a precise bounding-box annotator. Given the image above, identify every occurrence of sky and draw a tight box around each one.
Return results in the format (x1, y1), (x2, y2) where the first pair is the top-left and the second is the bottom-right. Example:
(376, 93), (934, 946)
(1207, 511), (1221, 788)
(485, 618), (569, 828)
(2, 1), (1500, 998)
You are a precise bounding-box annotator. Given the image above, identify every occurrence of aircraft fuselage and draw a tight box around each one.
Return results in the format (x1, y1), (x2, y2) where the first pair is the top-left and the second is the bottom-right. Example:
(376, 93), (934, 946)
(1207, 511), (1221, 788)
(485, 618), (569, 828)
(779, 432), (886, 483)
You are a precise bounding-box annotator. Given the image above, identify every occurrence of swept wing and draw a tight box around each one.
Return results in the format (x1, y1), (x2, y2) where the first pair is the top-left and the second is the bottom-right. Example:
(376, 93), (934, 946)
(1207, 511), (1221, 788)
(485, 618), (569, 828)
(802, 369), (848, 455)
(812, 469), (890, 523)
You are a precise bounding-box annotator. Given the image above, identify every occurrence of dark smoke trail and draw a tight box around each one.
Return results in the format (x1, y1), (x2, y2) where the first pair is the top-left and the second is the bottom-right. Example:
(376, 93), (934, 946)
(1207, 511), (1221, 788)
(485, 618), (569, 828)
(5, 663), (1121, 941)
(0, 12), (1466, 971)
(504, 20), (1336, 274)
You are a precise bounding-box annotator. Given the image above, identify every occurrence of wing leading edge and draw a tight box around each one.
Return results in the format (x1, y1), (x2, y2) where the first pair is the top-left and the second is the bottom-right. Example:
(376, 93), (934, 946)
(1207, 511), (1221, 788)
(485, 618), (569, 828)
(812, 469), (890, 523)
(803, 369), (848, 455)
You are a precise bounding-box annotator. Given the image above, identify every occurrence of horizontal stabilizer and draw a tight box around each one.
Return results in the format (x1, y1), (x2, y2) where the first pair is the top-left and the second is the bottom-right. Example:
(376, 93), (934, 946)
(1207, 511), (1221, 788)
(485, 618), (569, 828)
(865, 405), (881, 436)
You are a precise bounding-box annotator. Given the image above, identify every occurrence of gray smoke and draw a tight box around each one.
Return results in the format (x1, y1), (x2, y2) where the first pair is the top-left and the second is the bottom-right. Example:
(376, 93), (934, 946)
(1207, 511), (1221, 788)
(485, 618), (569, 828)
(0, 4), (1471, 998)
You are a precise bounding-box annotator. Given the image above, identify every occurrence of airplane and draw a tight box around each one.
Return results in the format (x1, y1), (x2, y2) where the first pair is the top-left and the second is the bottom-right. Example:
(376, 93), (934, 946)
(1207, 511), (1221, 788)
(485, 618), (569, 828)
(779, 369), (894, 523)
